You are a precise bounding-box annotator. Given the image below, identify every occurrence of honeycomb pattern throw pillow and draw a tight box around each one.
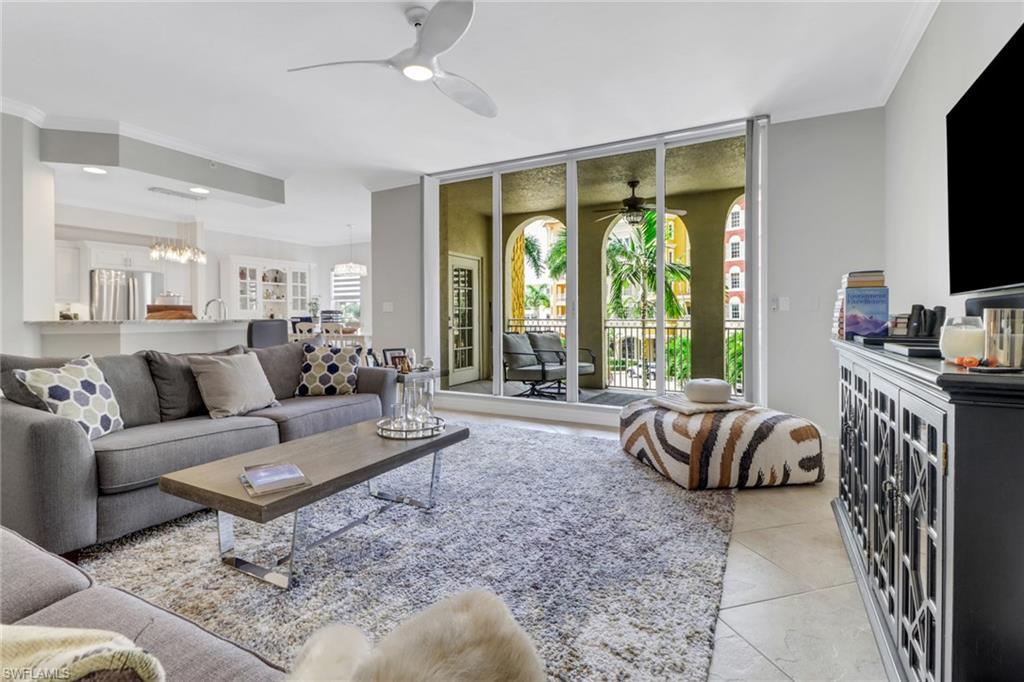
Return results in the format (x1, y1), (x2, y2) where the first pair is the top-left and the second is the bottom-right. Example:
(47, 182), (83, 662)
(296, 344), (359, 396)
(14, 355), (124, 440)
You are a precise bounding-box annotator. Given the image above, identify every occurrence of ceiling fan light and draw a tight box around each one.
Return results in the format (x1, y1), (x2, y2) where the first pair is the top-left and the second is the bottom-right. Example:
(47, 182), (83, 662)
(402, 64), (434, 81)
(624, 208), (647, 227)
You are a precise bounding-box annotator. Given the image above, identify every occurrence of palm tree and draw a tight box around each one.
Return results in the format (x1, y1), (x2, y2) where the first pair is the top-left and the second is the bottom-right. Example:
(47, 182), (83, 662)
(547, 210), (691, 319)
(523, 234), (544, 278)
(524, 284), (550, 318)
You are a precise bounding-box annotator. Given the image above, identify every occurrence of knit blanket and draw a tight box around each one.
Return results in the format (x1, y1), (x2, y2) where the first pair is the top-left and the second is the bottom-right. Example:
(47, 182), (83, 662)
(0, 625), (165, 682)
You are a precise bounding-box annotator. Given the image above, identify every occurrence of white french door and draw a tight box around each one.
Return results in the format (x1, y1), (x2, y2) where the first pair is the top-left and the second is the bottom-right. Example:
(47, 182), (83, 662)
(448, 254), (481, 385)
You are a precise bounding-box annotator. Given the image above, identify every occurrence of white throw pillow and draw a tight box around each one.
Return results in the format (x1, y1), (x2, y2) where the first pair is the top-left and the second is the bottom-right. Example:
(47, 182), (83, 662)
(189, 352), (278, 419)
(684, 378), (732, 404)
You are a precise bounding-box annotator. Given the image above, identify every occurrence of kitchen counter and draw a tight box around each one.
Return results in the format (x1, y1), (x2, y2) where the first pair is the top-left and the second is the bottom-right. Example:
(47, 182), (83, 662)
(27, 319), (252, 325)
(29, 319), (250, 355)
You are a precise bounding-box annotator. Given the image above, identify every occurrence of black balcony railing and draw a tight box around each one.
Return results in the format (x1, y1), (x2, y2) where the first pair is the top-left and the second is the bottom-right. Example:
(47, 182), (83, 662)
(505, 318), (744, 395)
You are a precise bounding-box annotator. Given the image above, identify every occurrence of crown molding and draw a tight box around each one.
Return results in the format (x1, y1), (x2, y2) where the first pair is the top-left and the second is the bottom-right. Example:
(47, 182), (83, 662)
(1, 98), (47, 127)
(4, 99), (287, 179)
(877, 1), (940, 107)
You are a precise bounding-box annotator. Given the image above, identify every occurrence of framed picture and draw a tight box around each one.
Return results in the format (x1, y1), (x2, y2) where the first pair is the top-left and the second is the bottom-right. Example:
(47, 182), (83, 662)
(382, 348), (407, 368)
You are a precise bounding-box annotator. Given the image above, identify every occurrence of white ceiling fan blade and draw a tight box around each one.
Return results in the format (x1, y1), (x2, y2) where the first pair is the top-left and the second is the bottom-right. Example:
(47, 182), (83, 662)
(287, 59), (393, 74)
(434, 71), (497, 118)
(418, 0), (475, 58)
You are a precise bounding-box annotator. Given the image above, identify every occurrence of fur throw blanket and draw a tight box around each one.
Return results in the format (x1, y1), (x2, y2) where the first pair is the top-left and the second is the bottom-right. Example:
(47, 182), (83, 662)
(289, 590), (544, 681)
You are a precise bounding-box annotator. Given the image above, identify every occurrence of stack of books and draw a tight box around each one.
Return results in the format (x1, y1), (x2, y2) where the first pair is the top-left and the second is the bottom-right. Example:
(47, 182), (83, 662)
(833, 270), (889, 340)
(841, 270), (885, 288)
(240, 463), (309, 497)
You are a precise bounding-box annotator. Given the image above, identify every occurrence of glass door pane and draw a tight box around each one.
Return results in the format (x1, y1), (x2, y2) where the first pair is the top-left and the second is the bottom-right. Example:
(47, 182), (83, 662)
(664, 135), (746, 395)
(577, 149), (657, 400)
(500, 164), (566, 400)
(439, 177), (493, 394)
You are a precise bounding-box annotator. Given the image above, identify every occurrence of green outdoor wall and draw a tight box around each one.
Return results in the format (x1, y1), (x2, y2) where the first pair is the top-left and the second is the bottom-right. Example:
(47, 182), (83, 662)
(439, 180), (492, 390)
(438, 181), (743, 391)
(668, 187), (744, 378)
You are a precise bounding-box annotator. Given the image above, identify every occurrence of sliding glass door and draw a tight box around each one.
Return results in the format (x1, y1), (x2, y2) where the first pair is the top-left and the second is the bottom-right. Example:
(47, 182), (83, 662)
(430, 118), (762, 406)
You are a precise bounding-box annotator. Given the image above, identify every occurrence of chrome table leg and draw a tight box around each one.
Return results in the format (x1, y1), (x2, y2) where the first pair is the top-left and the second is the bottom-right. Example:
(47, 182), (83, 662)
(217, 452), (442, 589)
(367, 450), (443, 509)
(218, 508), (307, 589)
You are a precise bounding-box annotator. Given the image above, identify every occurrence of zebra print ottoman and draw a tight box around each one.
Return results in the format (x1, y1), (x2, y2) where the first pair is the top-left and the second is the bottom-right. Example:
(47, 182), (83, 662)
(619, 399), (824, 490)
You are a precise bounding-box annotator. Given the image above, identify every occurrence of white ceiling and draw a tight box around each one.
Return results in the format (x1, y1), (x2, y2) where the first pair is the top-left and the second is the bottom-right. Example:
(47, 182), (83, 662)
(2, 1), (935, 245)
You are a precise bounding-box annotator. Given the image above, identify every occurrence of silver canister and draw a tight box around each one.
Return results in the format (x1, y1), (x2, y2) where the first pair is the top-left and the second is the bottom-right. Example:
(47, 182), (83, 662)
(983, 309), (1024, 368)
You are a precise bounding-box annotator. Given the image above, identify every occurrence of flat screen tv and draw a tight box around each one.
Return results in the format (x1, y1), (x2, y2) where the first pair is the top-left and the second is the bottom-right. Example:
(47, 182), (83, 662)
(946, 23), (1024, 295)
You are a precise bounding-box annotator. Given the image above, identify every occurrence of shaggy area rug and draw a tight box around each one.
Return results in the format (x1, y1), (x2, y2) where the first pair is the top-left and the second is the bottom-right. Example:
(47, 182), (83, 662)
(80, 422), (735, 680)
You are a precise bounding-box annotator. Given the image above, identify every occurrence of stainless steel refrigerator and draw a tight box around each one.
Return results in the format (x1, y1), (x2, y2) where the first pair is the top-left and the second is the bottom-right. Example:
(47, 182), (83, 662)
(89, 269), (164, 321)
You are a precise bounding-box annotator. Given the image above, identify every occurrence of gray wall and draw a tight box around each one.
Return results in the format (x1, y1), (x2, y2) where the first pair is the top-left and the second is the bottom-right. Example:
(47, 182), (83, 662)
(766, 108), (886, 435)
(2, 114), (55, 354)
(884, 2), (1024, 312)
(371, 183), (422, 352)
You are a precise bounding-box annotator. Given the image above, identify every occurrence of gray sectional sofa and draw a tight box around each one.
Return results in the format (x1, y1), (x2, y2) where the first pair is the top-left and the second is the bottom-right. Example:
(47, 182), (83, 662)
(0, 342), (397, 555)
(0, 527), (284, 680)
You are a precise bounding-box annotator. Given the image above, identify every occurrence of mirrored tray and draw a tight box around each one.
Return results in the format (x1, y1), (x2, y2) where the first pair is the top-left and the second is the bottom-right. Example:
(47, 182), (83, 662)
(376, 416), (446, 440)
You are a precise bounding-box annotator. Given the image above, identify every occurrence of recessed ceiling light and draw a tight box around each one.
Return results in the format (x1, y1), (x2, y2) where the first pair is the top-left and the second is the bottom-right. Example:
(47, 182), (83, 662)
(82, 166), (107, 175)
(402, 64), (434, 81)
(188, 187), (210, 195)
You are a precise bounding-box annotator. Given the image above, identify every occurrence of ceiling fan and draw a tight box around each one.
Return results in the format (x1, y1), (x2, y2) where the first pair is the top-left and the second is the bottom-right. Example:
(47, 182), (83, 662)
(594, 180), (688, 225)
(287, 0), (497, 118)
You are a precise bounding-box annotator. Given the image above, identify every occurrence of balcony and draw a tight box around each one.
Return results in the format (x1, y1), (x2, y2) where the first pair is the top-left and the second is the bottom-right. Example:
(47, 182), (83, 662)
(506, 318), (744, 395)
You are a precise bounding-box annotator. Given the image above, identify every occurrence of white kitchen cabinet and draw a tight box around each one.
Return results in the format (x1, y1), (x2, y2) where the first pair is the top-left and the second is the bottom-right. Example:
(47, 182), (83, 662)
(220, 256), (313, 320)
(54, 241), (82, 303)
(84, 242), (155, 272)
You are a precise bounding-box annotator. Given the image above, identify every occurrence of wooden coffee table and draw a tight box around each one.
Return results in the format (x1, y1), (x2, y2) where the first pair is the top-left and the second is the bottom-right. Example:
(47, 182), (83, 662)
(159, 419), (470, 588)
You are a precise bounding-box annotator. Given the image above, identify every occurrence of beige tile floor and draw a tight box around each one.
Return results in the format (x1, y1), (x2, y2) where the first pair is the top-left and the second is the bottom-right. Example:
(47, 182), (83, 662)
(437, 409), (885, 682)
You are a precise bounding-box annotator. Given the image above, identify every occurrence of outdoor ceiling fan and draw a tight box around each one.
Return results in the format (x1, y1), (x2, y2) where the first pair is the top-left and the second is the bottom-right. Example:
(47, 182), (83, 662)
(594, 180), (688, 225)
(287, 0), (497, 118)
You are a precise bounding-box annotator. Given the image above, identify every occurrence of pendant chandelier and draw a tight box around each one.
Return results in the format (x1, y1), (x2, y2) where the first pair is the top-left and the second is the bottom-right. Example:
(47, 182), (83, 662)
(150, 190), (207, 264)
(334, 224), (367, 277)
(150, 239), (207, 265)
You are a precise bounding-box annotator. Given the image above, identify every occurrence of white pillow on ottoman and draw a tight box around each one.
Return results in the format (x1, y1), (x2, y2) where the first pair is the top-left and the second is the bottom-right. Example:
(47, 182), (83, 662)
(684, 378), (731, 403)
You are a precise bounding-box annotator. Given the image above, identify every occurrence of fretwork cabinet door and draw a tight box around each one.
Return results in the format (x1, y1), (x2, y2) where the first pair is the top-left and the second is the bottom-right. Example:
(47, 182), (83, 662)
(896, 390), (946, 682)
(850, 365), (872, 566)
(869, 374), (900, 642)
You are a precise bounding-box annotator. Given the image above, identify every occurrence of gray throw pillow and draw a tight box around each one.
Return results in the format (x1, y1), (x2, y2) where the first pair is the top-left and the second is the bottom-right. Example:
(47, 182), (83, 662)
(146, 345), (244, 421)
(188, 352), (279, 419)
(250, 341), (305, 401)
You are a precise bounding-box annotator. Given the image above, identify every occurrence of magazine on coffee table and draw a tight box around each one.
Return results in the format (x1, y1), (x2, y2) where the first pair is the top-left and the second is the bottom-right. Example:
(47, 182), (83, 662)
(240, 463), (309, 497)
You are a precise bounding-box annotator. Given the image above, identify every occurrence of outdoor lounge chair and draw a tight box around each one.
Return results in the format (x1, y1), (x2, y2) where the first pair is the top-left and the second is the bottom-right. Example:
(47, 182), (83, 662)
(502, 331), (596, 399)
(527, 331), (596, 396)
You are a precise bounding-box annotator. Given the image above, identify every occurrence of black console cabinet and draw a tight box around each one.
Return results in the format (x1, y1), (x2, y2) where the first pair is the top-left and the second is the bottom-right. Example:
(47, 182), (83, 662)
(834, 341), (1024, 682)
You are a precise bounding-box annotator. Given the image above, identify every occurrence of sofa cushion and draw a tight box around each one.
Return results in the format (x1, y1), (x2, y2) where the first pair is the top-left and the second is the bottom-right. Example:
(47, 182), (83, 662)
(16, 586), (284, 681)
(249, 395), (381, 442)
(250, 341), (304, 400)
(527, 331), (565, 364)
(502, 333), (536, 369)
(506, 364), (567, 382)
(0, 528), (92, 624)
(146, 346), (245, 421)
(92, 416), (279, 494)
(2, 353), (160, 428)
(14, 356), (125, 440)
